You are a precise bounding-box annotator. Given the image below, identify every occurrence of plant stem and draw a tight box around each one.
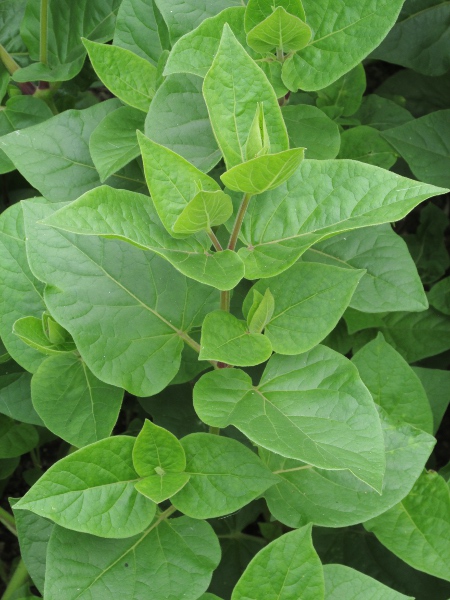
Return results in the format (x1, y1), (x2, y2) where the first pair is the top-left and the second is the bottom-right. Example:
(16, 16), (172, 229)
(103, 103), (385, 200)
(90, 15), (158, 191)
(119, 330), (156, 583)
(178, 331), (201, 353)
(208, 426), (220, 435)
(208, 229), (223, 252)
(228, 192), (252, 251)
(0, 506), (16, 536)
(40, 0), (49, 65)
(276, 47), (284, 62)
(220, 290), (230, 312)
(1, 559), (28, 600)
(0, 44), (19, 74)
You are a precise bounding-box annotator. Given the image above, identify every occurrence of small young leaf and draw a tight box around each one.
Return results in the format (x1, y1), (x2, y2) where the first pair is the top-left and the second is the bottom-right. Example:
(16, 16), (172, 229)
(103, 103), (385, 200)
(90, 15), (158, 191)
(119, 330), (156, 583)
(13, 317), (75, 355)
(199, 311), (273, 367)
(352, 334), (433, 434)
(172, 190), (233, 234)
(247, 7), (311, 54)
(244, 0), (306, 32)
(243, 263), (364, 354)
(133, 419), (186, 476)
(221, 148), (305, 194)
(42, 314), (72, 346)
(135, 472), (190, 504)
(247, 288), (275, 334)
(31, 353), (123, 448)
(203, 25), (288, 169)
(90, 106), (145, 182)
(14, 436), (156, 538)
(171, 433), (279, 518)
(365, 471), (450, 582)
(83, 39), (157, 112)
(231, 525), (324, 600)
(324, 564), (413, 599)
(194, 347), (385, 491)
(245, 102), (271, 160)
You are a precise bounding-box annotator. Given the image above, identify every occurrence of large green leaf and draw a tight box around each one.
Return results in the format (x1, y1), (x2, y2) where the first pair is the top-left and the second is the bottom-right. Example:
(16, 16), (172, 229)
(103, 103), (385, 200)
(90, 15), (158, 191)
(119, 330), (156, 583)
(90, 106), (145, 182)
(283, 104), (341, 160)
(262, 408), (434, 528)
(17, 0), (122, 82)
(303, 224), (427, 313)
(0, 371), (43, 426)
(42, 186), (244, 291)
(372, 1), (450, 75)
(14, 436), (156, 538)
(199, 311), (273, 366)
(113, 0), (164, 64)
(0, 100), (146, 202)
(203, 25), (288, 169)
(281, 0), (404, 91)
(242, 262), (363, 354)
(145, 73), (221, 173)
(45, 516), (221, 599)
(365, 471), (450, 582)
(194, 347), (385, 491)
(0, 415), (38, 458)
(221, 149), (305, 194)
(23, 201), (217, 397)
(0, 203), (46, 372)
(83, 39), (157, 111)
(164, 7), (247, 78)
(352, 334), (433, 433)
(171, 433), (278, 518)
(231, 525), (324, 600)
(383, 110), (450, 187)
(31, 353), (123, 448)
(324, 564), (412, 599)
(234, 159), (446, 280)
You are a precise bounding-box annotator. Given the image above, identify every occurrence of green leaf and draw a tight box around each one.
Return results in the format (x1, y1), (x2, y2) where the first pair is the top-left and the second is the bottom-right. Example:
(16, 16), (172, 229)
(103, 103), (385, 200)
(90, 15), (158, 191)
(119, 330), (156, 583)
(203, 25), (288, 169)
(365, 471), (450, 582)
(383, 110), (450, 187)
(429, 277), (450, 316)
(0, 100), (146, 202)
(247, 288), (275, 334)
(413, 367), (450, 434)
(18, 0), (122, 82)
(24, 201), (217, 397)
(42, 186), (244, 291)
(136, 472), (190, 504)
(234, 159), (447, 280)
(244, 0), (306, 32)
(281, 0), (404, 91)
(13, 317), (75, 355)
(113, 0), (164, 64)
(145, 73), (221, 172)
(262, 408), (434, 528)
(323, 564), (412, 599)
(0, 371), (43, 426)
(232, 525), (324, 600)
(352, 334), (433, 434)
(171, 433), (278, 518)
(199, 311), (273, 367)
(194, 347), (385, 491)
(339, 126), (397, 170)
(0, 203), (46, 372)
(31, 353), (123, 448)
(138, 132), (221, 233)
(0, 456), (19, 480)
(0, 416), (39, 459)
(173, 190), (233, 234)
(245, 102), (271, 160)
(133, 418), (186, 474)
(371, 1), (450, 76)
(303, 224), (427, 313)
(353, 95), (414, 131)
(221, 148), (305, 194)
(90, 106), (145, 182)
(283, 104), (340, 160)
(316, 64), (366, 118)
(83, 39), (157, 112)
(247, 7), (311, 54)
(45, 516), (221, 599)
(14, 436), (156, 538)
(243, 263), (363, 354)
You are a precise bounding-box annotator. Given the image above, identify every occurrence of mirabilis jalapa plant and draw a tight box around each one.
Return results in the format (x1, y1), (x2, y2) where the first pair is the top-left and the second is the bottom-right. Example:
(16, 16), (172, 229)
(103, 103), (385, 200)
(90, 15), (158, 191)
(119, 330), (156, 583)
(1, 0), (450, 598)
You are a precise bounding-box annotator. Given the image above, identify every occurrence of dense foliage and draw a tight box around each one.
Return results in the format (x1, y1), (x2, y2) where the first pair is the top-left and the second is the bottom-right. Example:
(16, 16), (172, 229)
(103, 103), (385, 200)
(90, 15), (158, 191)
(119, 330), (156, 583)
(0, 0), (450, 598)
